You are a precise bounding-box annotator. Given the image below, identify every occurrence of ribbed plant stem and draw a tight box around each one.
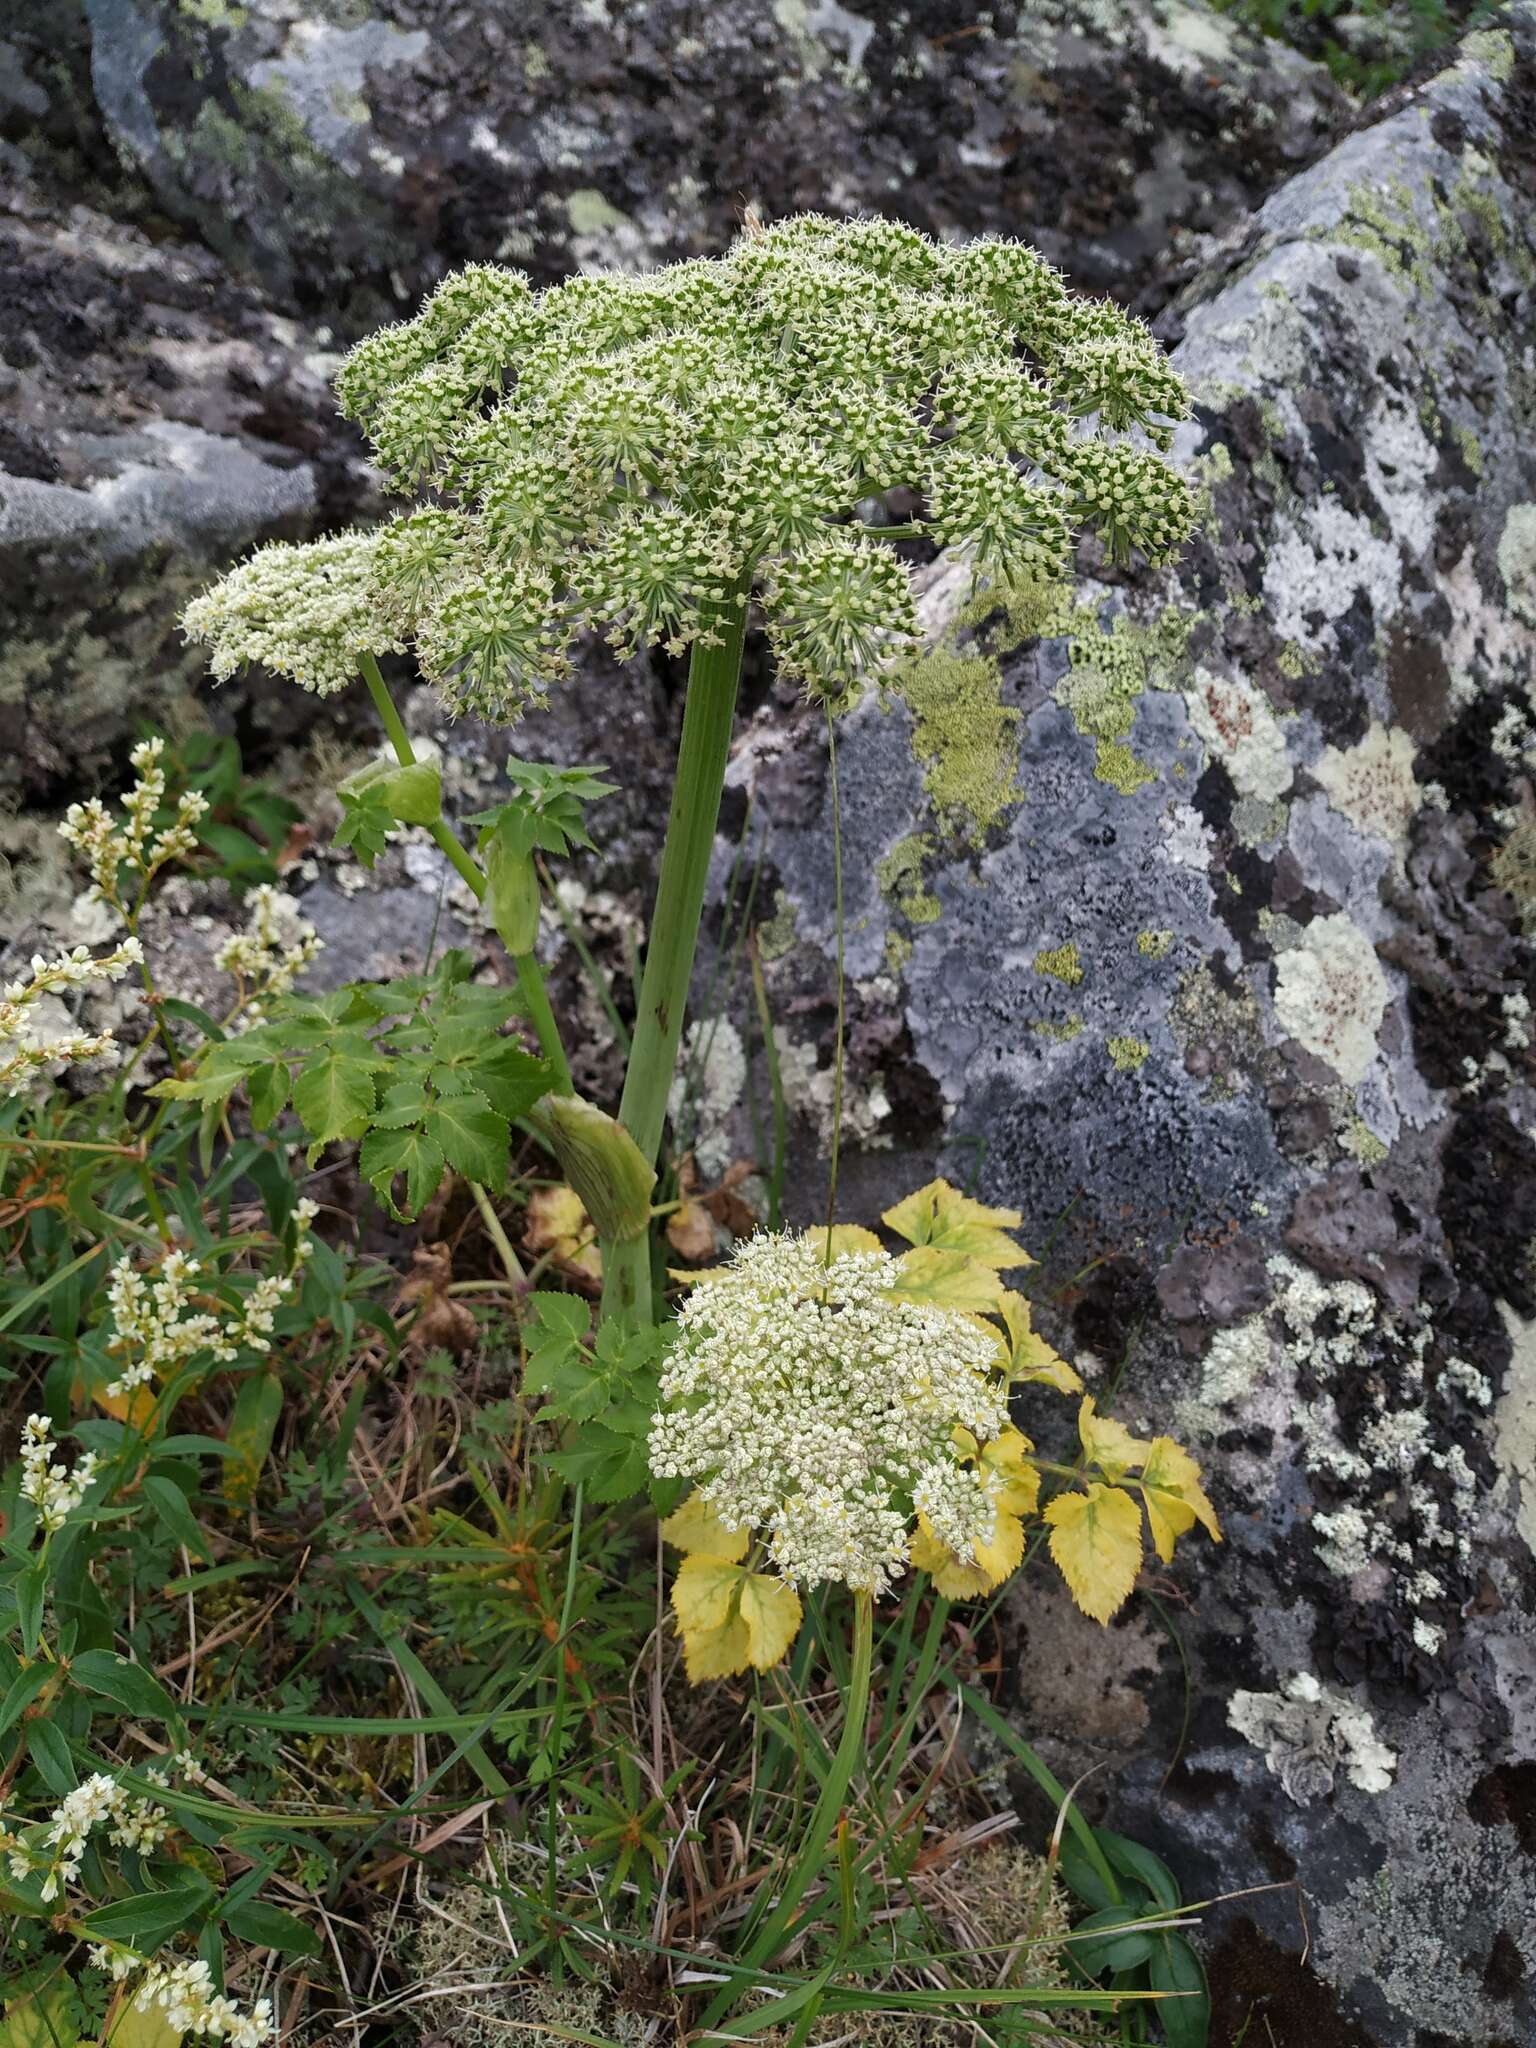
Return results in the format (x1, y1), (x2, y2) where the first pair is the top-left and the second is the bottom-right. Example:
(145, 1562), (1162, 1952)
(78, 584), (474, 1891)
(357, 653), (573, 1096)
(600, 586), (749, 1324)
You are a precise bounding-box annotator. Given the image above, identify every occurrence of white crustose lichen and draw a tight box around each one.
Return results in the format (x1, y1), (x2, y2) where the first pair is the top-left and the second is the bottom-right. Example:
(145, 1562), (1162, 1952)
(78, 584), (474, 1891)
(183, 216), (1193, 722)
(647, 1232), (1009, 1594)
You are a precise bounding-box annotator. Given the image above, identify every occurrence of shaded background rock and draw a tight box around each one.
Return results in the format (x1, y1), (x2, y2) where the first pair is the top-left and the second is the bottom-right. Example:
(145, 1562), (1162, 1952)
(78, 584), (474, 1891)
(6, 4), (1536, 2045)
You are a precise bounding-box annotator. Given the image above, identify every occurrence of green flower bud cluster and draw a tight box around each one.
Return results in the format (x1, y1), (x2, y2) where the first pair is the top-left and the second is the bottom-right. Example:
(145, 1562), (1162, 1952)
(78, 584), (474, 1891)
(184, 217), (1193, 722)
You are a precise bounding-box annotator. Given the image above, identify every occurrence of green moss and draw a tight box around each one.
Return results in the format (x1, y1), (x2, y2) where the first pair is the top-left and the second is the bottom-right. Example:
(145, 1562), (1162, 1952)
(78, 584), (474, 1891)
(1030, 1014), (1085, 1043)
(876, 834), (942, 924)
(894, 647), (1021, 839)
(1454, 424), (1485, 479)
(1034, 942), (1083, 987)
(1106, 1036), (1150, 1073)
(1136, 929), (1174, 959)
(756, 888), (799, 961)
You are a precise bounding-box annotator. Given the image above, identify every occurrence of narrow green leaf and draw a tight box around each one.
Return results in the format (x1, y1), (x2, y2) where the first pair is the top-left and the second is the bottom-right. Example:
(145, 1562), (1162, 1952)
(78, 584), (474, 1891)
(81, 1873), (211, 1948)
(142, 1475), (214, 1564)
(71, 1649), (178, 1723)
(222, 1899), (322, 1958)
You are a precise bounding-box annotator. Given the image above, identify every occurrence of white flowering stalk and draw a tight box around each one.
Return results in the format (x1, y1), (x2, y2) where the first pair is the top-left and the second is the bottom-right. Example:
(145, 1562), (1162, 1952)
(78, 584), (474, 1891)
(214, 883), (324, 1017)
(102, 1200), (317, 1398)
(0, 937), (144, 1096)
(58, 738), (209, 916)
(648, 1232), (1009, 1596)
(18, 1413), (99, 1535)
(5, 1769), (171, 1902)
(129, 1957), (274, 2046)
(182, 217), (1191, 723)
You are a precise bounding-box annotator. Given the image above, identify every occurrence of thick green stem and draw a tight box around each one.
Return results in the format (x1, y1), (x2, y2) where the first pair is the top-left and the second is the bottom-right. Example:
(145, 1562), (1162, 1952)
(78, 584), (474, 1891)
(701, 1590), (875, 2028)
(357, 653), (574, 1095)
(600, 587), (749, 1323)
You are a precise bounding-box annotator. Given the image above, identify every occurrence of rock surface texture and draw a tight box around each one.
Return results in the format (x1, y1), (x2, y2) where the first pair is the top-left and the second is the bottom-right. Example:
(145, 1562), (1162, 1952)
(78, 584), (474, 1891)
(722, 18), (1536, 2043)
(6, 5), (1536, 2044)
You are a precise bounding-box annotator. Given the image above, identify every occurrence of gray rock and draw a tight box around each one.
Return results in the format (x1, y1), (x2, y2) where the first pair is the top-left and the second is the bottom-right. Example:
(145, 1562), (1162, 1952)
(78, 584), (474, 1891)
(69, 0), (1348, 318)
(714, 14), (1536, 2040)
(0, 175), (376, 801)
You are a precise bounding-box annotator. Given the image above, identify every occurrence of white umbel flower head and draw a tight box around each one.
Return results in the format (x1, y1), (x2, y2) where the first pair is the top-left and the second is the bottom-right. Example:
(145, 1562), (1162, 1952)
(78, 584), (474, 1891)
(648, 1232), (1009, 1596)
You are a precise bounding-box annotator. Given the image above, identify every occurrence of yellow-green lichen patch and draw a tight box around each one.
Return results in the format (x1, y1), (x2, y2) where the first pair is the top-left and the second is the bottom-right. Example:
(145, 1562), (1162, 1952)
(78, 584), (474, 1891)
(1462, 26), (1515, 80)
(1277, 640), (1319, 680)
(1030, 1014), (1085, 1043)
(756, 887), (799, 961)
(876, 834), (942, 925)
(1137, 929), (1174, 959)
(1491, 813), (1536, 933)
(1034, 942), (1084, 986)
(1106, 1036), (1151, 1073)
(894, 646), (1022, 839)
(1341, 1117), (1389, 1166)
(1095, 740), (1157, 796)
(1333, 178), (1434, 295)
(1454, 424), (1484, 479)
(1050, 601), (1197, 797)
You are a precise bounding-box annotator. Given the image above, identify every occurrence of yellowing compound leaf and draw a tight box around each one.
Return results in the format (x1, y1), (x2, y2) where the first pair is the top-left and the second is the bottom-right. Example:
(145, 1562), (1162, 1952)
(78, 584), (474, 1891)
(882, 1179), (1033, 1270)
(979, 1426), (1040, 1517)
(671, 1555), (742, 1634)
(1077, 1395), (1153, 1481)
(1043, 1482), (1144, 1624)
(889, 1246), (1007, 1313)
(737, 1572), (802, 1669)
(681, 1613), (754, 1683)
(661, 1493), (750, 1563)
(996, 1291), (1083, 1394)
(1138, 1435), (1222, 1563)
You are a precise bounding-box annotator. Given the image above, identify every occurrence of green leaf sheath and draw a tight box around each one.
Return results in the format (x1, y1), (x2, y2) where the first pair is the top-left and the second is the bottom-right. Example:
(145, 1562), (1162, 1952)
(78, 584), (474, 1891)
(601, 584), (749, 1322)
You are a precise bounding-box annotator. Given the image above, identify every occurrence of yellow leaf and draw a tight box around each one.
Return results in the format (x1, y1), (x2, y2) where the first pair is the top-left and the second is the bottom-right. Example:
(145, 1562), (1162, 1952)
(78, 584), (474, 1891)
(1077, 1395), (1153, 1481)
(882, 1179), (1033, 1270)
(818, 1223), (886, 1258)
(523, 1183), (602, 1282)
(910, 1512), (992, 1599)
(99, 2011), (182, 2048)
(889, 1246), (1008, 1312)
(1138, 1435), (1222, 1563)
(979, 1426), (1040, 1517)
(974, 1505), (1025, 1587)
(681, 1613), (754, 1682)
(1, 1981), (84, 2048)
(911, 1506), (1024, 1598)
(996, 1291), (1083, 1394)
(668, 1264), (731, 1287)
(1043, 1483), (1144, 1624)
(671, 1554), (743, 1634)
(737, 1571), (802, 1669)
(661, 1494), (751, 1562)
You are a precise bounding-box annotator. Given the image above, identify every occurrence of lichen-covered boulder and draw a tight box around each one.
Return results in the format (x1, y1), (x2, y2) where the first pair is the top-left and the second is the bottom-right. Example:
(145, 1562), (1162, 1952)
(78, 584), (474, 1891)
(714, 16), (1536, 2041)
(72, 0), (1346, 319)
(0, 176), (376, 805)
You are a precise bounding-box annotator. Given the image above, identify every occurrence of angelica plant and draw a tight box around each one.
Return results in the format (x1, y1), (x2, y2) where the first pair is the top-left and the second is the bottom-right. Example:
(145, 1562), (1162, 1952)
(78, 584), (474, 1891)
(181, 212), (1195, 1320)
